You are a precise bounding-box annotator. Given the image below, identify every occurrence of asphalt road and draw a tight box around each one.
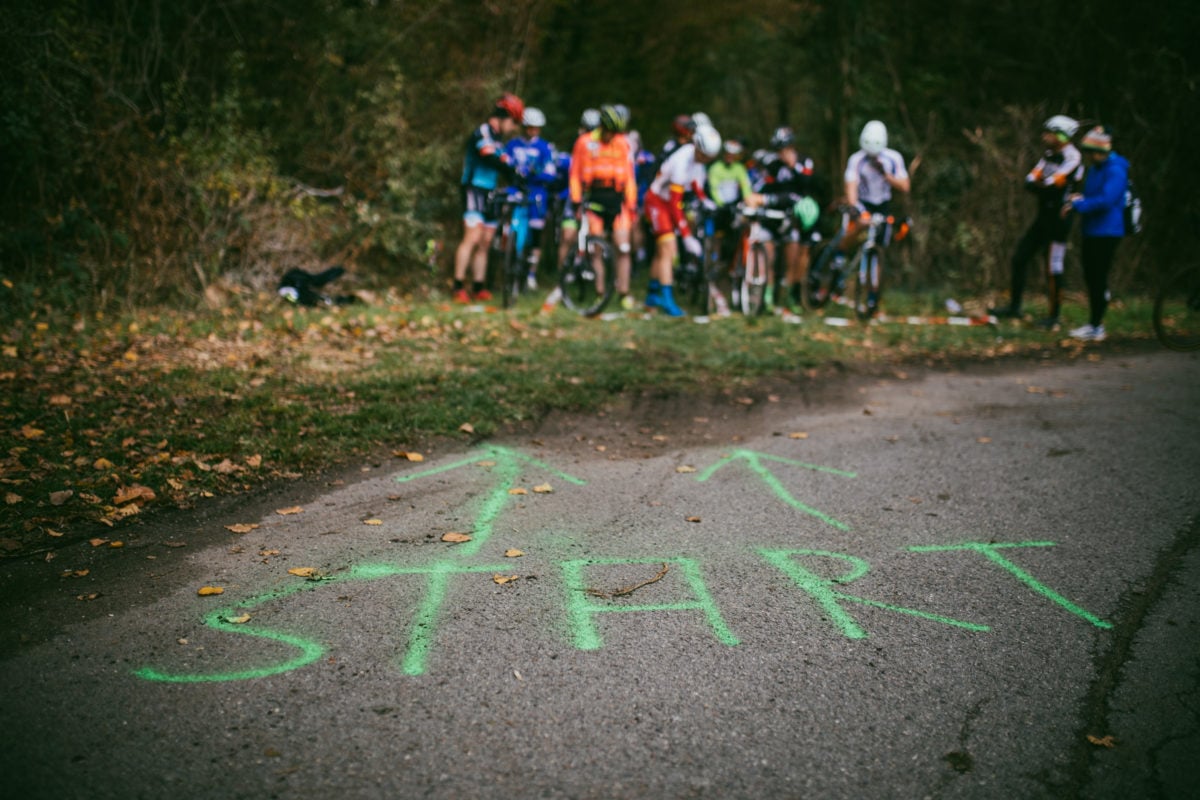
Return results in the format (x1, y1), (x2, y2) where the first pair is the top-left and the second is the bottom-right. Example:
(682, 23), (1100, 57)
(3, 349), (1199, 799)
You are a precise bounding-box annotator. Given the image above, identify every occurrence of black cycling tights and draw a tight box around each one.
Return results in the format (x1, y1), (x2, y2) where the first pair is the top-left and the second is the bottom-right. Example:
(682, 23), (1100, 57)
(1081, 236), (1120, 327)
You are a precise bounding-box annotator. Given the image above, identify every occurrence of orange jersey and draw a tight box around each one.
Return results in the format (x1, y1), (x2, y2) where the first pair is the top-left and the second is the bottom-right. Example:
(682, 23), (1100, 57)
(569, 130), (637, 209)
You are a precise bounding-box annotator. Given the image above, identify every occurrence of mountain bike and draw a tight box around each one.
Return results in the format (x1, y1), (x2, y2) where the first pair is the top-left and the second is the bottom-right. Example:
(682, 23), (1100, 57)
(487, 190), (532, 309)
(1153, 264), (1200, 351)
(732, 204), (788, 316)
(673, 201), (722, 316)
(808, 205), (910, 320)
(557, 202), (616, 317)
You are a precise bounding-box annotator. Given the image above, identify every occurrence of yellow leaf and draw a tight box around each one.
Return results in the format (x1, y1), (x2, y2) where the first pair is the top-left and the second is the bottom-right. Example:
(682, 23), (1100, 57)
(504, 549), (524, 558)
(5, 492), (22, 505)
(114, 484), (155, 505)
(393, 450), (425, 462)
(362, 518), (383, 526)
(1087, 734), (1116, 748)
(459, 422), (475, 434)
(532, 483), (553, 494)
(275, 506), (304, 515)
(788, 431), (809, 439)
(94, 458), (115, 470)
(197, 586), (225, 596)
(225, 613), (251, 624)
(109, 541), (124, 548)
(287, 567), (318, 578)
(49, 394), (72, 406)
(686, 516), (702, 523)
(441, 532), (472, 543)
(245, 454), (263, 468)
(675, 466), (696, 474)
(476, 460), (496, 467)
(508, 487), (528, 496)
(20, 424), (45, 440)
(224, 523), (259, 534)
(493, 574), (519, 585)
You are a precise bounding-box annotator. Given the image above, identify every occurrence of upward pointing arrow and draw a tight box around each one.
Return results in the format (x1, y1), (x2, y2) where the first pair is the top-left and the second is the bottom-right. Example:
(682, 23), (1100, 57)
(395, 445), (585, 556)
(696, 449), (856, 531)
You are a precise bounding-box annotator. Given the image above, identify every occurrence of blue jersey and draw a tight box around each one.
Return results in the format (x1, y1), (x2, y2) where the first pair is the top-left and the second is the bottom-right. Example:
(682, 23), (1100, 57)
(461, 122), (512, 191)
(505, 135), (556, 190)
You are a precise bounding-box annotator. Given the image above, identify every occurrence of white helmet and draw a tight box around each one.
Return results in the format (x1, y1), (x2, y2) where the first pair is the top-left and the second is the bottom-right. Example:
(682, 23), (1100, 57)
(692, 111), (713, 129)
(1043, 114), (1079, 139)
(693, 125), (722, 158)
(522, 107), (546, 128)
(860, 120), (888, 155)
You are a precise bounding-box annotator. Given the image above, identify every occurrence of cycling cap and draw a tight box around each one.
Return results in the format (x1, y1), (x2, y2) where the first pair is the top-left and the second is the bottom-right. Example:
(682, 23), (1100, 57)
(672, 114), (697, 137)
(1079, 125), (1112, 152)
(723, 138), (744, 156)
(522, 107), (546, 128)
(860, 120), (888, 155)
(1043, 114), (1079, 140)
(495, 93), (525, 121)
(769, 126), (795, 149)
(693, 125), (722, 158)
(580, 108), (601, 131)
(599, 104), (629, 133)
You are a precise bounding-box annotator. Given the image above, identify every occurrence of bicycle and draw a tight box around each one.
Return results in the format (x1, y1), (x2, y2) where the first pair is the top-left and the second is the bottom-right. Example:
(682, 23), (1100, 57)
(1153, 264), (1200, 351)
(557, 201), (616, 317)
(808, 205), (910, 320)
(487, 189), (533, 309)
(731, 203), (789, 317)
(673, 201), (722, 316)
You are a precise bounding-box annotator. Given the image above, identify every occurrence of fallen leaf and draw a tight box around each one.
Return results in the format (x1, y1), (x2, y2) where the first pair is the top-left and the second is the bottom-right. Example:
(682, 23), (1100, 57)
(493, 574), (519, 585)
(459, 422), (475, 434)
(213, 459), (240, 475)
(46, 529), (64, 538)
(1026, 386), (1045, 394)
(362, 518), (383, 526)
(976, 437), (992, 444)
(275, 506), (304, 515)
(504, 549), (524, 558)
(675, 466), (696, 474)
(735, 397), (754, 406)
(89, 538), (109, 547)
(49, 394), (72, 406)
(508, 487), (528, 495)
(476, 460), (496, 467)
(1087, 734), (1116, 748)
(287, 567), (318, 578)
(5, 492), (22, 505)
(93, 458), (115, 470)
(788, 431), (809, 439)
(245, 454), (263, 468)
(50, 490), (74, 506)
(76, 593), (100, 601)
(108, 541), (124, 548)
(20, 424), (45, 439)
(441, 532), (472, 543)
(225, 613), (251, 624)
(393, 451), (425, 462)
(686, 516), (702, 523)
(114, 485), (155, 505)
(224, 523), (259, 534)
(259, 549), (280, 556)
(532, 483), (553, 494)
(197, 586), (225, 596)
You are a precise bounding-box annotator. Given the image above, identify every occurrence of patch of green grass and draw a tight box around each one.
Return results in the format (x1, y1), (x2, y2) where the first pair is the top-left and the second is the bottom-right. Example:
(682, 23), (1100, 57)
(0, 289), (1157, 550)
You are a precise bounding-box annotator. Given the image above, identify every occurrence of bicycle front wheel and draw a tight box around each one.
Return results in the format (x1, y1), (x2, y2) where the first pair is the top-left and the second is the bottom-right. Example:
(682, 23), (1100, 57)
(1154, 266), (1200, 351)
(559, 239), (615, 317)
(805, 243), (840, 310)
(855, 248), (883, 321)
(741, 243), (769, 317)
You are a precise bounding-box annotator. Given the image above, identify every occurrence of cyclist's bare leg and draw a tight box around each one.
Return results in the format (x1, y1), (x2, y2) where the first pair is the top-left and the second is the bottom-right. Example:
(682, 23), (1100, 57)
(471, 225), (496, 283)
(784, 240), (809, 307)
(614, 227), (632, 296)
(454, 219), (488, 283)
(651, 234), (677, 287)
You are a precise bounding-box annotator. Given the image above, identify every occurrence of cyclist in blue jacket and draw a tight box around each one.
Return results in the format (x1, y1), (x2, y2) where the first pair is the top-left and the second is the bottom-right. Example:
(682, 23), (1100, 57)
(504, 107), (557, 289)
(1063, 125), (1129, 342)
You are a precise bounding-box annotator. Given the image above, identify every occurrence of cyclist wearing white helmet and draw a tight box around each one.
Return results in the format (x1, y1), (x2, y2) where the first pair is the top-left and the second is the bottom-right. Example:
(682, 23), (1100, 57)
(989, 114), (1083, 326)
(643, 123), (723, 316)
(504, 107), (556, 288)
(844, 120), (910, 213)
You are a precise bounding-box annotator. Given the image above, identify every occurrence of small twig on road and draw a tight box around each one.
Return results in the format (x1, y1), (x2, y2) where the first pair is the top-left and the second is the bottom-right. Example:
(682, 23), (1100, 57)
(583, 563), (670, 600)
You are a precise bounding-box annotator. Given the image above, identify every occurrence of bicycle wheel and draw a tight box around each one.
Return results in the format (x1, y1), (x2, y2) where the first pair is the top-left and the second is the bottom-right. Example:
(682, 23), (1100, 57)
(1153, 266), (1200, 351)
(854, 248), (883, 321)
(501, 228), (522, 309)
(559, 238), (615, 317)
(741, 243), (769, 317)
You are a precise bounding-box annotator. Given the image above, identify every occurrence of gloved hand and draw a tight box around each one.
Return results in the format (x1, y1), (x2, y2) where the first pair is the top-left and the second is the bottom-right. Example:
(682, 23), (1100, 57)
(682, 235), (703, 259)
(700, 198), (718, 213)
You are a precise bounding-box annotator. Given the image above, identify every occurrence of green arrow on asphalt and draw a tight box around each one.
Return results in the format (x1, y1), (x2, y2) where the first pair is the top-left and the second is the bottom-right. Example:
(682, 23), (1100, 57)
(395, 444), (586, 557)
(696, 449), (856, 531)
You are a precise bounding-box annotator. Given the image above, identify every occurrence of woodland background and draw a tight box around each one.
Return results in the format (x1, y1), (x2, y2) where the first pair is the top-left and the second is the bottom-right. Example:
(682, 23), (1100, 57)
(2, 0), (1196, 321)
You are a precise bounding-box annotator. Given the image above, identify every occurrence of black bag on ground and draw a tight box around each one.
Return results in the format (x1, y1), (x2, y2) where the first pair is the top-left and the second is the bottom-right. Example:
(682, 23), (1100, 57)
(277, 266), (356, 306)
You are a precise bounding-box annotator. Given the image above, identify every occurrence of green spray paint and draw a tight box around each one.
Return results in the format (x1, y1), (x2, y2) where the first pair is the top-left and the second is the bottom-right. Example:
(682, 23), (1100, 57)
(907, 541), (1112, 629)
(759, 548), (990, 639)
(697, 450), (856, 531)
(561, 557), (740, 650)
(395, 444), (586, 557)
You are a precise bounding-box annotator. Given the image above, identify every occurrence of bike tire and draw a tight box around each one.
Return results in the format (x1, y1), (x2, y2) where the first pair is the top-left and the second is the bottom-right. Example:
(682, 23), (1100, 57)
(559, 237), (615, 317)
(741, 243), (769, 317)
(805, 243), (840, 310)
(855, 248), (883, 321)
(1153, 266), (1200, 351)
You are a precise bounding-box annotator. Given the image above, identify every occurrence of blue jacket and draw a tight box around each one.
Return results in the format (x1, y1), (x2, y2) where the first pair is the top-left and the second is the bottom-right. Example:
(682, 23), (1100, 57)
(1071, 152), (1128, 238)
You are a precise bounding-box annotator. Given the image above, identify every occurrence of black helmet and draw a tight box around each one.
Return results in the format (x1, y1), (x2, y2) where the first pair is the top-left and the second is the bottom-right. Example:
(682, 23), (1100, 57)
(599, 103), (629, 133)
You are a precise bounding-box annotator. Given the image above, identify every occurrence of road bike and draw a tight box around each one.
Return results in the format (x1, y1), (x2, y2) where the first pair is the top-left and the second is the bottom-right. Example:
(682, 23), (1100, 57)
(1153, 264), (1200, 351)
(731, 204), (789, 317)
(557, 202), (616, 317)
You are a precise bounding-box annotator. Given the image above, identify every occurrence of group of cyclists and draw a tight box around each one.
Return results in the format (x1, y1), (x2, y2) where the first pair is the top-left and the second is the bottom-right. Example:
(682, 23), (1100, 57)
(453, 92), (910, 319)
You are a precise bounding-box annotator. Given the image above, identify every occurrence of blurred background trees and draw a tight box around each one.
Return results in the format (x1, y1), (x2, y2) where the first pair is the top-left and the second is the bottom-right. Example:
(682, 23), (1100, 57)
(2, 0), (1195, 320)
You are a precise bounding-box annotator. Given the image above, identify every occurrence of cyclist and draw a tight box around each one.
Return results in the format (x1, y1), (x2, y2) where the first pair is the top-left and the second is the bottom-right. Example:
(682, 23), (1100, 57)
(755, 126), (822, 313)
(569, 103), (638, 309)
(708, 138), (761, 286)
(453, 92), (524, 304)
(842, 120), (910, 311)
(988, 115), (1083, 326)
(504, 107), (557, 289)
(658, 114), (696, 164)
(554, 109), (601, 279)
(643, 123), (723, 316)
